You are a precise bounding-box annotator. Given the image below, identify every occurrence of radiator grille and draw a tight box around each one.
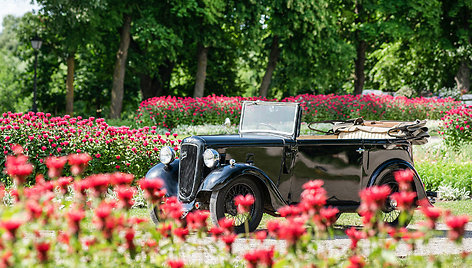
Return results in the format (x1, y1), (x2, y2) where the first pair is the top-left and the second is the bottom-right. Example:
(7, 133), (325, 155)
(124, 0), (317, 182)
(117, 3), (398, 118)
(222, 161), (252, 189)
(179, 144), (198, 199)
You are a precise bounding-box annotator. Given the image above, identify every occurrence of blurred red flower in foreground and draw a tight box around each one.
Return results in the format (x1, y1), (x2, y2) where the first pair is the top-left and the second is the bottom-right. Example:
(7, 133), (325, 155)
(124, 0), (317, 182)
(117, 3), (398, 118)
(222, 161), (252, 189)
(445, 214), (469, 242)
(167, 259), (185, 268)
(68, 153), (92, 176)
(234, 194), (254, 214)
(5, 154), (33, 184)
(45, 156), (67, 178)
(359, 185), (391, 211)
(244, 247), (275, 268)
(394, 169), (414, 191)
(0, 220), (22, 240)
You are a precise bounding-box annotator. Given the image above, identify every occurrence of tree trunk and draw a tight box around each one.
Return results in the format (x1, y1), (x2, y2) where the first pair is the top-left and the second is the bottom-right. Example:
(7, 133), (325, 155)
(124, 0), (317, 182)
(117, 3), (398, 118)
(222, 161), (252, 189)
(259, 35), (280, 98)
(193, 45), (208, 98)
(455, 60), (470, 94)
(66, 53), (75, 115)
(110, 14), (131, 119)
(353, 40), (367, 95)
(140, 61), (174, 100)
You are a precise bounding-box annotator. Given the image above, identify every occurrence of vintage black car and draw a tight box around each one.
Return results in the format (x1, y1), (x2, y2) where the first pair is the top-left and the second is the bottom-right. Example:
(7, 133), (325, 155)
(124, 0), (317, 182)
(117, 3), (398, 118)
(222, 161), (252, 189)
(146, 101), (431, 232)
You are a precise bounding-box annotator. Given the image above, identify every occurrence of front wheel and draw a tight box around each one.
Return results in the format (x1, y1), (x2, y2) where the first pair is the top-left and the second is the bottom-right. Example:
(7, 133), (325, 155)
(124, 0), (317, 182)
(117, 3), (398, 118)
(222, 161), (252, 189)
(210, 177), (263, 233)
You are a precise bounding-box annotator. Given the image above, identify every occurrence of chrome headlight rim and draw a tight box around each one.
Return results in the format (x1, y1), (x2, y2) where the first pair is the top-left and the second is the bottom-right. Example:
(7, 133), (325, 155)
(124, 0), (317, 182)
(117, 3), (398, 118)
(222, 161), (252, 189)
(159, 146), (175, 165)
(203, 148), (220, 168)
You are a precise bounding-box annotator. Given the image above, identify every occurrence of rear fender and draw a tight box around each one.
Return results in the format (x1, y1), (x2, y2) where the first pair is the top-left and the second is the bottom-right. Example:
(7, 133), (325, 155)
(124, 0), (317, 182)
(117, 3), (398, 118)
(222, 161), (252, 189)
(145, 160), (180, 197)
(199, 164), (287, 211)
(368, 159), (430, 205)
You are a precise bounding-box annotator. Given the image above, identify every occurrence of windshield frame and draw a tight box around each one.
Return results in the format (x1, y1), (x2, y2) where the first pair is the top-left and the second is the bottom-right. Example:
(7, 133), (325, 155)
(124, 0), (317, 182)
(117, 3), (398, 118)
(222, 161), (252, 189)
(239, 101), (300, 138)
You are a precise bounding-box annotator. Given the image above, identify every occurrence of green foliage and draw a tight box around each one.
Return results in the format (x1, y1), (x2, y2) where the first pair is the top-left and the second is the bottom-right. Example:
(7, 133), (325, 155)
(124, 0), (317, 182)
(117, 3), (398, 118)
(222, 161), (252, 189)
(416, 161), (472, 193)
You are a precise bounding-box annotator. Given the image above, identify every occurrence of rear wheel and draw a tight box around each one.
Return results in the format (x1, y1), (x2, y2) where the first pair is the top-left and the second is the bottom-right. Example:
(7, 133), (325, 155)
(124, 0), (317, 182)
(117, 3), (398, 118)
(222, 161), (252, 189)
(375, 166), (415, 226)
(210, 177), (263, 233)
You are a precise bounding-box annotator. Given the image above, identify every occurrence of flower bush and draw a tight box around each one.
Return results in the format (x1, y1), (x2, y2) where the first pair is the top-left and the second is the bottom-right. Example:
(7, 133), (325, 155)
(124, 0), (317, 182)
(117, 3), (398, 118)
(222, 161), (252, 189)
(1, 149), (471, 267)
(136, 94), (461, 128)
(0, 112), (180, 185)
(439, 106), (472, 147)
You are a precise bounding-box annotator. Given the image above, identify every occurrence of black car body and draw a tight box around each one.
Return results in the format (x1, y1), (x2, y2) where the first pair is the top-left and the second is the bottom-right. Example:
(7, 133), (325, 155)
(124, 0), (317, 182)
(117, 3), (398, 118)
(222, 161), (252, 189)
(146, 101), (430, 231)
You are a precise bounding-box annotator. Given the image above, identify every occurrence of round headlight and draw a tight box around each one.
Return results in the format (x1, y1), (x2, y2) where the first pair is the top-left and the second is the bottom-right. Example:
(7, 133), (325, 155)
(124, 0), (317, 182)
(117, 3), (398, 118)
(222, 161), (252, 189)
(159, 146), (175, 165)
(203, 149), (219, 168)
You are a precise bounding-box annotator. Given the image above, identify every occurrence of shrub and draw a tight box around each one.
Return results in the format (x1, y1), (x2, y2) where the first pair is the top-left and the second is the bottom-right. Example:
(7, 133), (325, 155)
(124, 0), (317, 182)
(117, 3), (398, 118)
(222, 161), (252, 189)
(1, 152), (471, 267)
(439, 106), (472, 147)
(416, 161), (472, 193)
(0, 112), (180, 185)
(437, 185), (470, 201)
(136, 94), (461, 129)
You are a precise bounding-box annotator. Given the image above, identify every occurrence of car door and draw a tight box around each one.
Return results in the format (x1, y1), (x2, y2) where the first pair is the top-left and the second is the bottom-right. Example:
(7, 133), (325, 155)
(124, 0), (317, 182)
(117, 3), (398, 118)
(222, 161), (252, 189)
(288, 140), (364, 204)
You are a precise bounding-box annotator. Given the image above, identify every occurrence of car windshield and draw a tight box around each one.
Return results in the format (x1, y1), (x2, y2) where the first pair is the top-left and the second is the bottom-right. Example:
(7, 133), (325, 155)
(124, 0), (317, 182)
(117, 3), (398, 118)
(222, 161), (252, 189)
(239, 102), (298, 136)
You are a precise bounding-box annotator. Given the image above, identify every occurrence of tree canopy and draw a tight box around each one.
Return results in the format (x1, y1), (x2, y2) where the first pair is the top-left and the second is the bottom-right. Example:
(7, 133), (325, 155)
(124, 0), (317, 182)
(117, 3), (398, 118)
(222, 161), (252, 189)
(0, 0), (470, 118)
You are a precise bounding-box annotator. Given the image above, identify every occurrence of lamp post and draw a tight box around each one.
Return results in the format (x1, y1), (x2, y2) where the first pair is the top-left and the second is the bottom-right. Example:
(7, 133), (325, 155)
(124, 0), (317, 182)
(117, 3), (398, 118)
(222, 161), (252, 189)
(31, 36), (42, 113)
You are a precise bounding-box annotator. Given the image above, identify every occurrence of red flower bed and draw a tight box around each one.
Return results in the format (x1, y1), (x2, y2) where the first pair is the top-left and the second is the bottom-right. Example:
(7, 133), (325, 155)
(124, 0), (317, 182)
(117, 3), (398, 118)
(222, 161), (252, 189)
(0, 112), (180, 184)
(136, 94), (461, 129)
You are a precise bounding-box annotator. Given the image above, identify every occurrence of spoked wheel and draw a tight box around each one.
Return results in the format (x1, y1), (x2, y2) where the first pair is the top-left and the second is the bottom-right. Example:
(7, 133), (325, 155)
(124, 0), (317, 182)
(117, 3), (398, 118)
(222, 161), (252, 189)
(210, 177), (263, 233)
(376, 166), (414, 227)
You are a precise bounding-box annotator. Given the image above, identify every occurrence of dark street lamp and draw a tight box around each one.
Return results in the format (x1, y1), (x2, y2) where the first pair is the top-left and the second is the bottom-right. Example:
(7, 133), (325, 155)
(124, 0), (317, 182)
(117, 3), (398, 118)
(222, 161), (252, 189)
(31, 35), (42, 113)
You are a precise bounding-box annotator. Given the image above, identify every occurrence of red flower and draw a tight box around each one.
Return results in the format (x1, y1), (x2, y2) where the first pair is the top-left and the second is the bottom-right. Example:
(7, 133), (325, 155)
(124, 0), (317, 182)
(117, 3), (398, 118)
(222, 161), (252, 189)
(359, 185), (391, 211)
(220, 233), (238, 253)
(218, 218), (235, 233)
(159, 223), (172, 238)
(111, 172), (134, 185)
(390, 191), (416, 210)
(85, 174), (111, 196)
(173, 227), (189, 241)
(278, 205), (303, 218)
(167, 259), (185, 268)
(346, 227), (366, 250)
(0, 220), (22, 240)
(68, 153), (92, 176)
(347, 255), (365, 268)
(116, 186), (135, 209)
(419, 202), (442, 229)
(209, 226), (225, 239)
(267, 220), (281, 237)
(160, 197), (183, 220)
(244, 247), (275, 268)
(302, 180), (324, 191)
(67, 207), (85, 235)
(45, 156), (67, 178)
(319, 206), (340, 226)
(56, 177), (73, 193)
(26, 200), (43, 220)
(5, 155), (33, 184)
(394, 169), (414, 191)
(35, 241), (51, 262)
(276, 218), (306, 248)
(445, 215), (469, 242)
(234, 194), (254, 214)
(254, 230), (267, 243)
(186, 210), (209, 231)
(139, 178), (166, 203)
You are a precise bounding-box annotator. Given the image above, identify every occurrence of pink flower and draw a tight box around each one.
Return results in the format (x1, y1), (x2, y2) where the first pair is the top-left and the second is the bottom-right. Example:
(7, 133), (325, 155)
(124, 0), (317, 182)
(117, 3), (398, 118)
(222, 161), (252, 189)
(167, 259), (185, 268)
(0, 220), (22, 240)
(35, 241), (51, 262)
(390, 191), (416, 210)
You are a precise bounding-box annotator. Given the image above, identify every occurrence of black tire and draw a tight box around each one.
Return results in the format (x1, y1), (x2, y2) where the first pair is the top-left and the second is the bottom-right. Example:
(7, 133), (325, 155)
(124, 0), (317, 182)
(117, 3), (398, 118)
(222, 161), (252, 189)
(150, 206), (159, 225)
(375, 166), (415, 227)
(210, 177), (263, 233)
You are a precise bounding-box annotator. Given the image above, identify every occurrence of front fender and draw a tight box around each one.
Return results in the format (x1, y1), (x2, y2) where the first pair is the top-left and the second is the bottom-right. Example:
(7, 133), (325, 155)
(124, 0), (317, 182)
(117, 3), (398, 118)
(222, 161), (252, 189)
(145, 160), (180, 197)
(368, 159), (430, 205)
(199, 164), (287, 211)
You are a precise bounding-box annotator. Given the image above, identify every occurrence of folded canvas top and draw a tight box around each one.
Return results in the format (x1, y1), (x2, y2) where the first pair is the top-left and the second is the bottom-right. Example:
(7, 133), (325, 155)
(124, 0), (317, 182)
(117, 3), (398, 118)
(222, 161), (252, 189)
(333, 118), (429, 145)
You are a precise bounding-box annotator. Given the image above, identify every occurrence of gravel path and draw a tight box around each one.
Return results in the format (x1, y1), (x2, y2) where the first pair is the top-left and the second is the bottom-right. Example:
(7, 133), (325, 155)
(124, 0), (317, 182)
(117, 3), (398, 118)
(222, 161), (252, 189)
(182, 223), (472, 265)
